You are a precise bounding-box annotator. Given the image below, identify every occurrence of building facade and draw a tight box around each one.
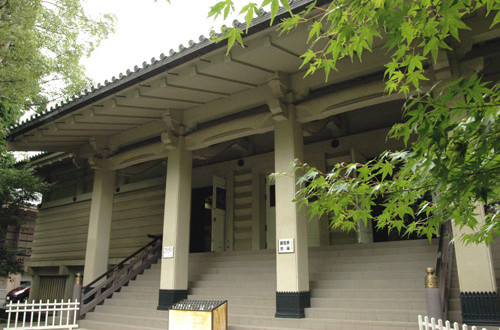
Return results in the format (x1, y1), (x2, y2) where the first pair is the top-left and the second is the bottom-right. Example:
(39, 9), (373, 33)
(6, 1), (500, 324)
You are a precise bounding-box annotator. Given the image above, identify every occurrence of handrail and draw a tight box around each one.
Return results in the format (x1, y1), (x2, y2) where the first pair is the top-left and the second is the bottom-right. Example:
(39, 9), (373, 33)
(79, 234), (162, 318)
(84, 234), (162, 288)
(435, 220), (454, 320)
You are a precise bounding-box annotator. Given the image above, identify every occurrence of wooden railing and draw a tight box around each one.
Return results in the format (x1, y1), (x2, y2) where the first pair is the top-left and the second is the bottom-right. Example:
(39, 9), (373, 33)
(435, 221), (454, 320)
(78, 235), (162, 318)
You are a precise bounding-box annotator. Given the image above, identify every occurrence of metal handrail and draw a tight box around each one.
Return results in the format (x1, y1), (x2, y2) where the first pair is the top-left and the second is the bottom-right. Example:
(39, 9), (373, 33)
(79, 234), (162, 318)
(435, 221), (454, 320)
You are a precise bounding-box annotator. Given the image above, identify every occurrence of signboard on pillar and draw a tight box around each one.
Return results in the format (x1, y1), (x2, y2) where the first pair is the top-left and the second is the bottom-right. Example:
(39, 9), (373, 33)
(163, 246), (174, 259)
(278, 238), (295, 253)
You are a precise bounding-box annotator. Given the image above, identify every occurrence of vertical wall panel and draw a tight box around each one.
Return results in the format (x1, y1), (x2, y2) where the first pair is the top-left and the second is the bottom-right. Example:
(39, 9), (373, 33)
(38, 276), (66, 301)
(233, 169), (253, 251)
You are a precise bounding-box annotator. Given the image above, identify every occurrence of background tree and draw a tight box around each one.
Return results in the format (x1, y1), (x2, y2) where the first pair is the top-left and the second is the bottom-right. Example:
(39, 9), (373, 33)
(0, 0), (115, 110)
(209, 0), (500, 243)
(0, 0), (114, 275)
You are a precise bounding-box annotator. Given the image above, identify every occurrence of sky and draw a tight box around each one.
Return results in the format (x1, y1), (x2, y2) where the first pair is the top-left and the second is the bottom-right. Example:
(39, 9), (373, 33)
(82, 0), (249, 84)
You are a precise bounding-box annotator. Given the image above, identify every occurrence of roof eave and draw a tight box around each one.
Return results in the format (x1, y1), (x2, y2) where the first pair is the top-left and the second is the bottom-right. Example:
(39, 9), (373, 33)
(7, 0), (326, 141)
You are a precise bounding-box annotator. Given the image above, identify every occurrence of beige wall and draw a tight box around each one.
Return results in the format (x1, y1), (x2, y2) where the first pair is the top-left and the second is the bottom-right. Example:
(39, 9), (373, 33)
(109, 178), (165, 261)
(31, 198), (91, 264)
(30, 178), (166, 267)
(29, 126), (398, 269)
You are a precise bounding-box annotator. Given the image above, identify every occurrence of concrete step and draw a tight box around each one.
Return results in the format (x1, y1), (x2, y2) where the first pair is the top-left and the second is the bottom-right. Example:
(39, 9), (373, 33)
(106, 294), (158, 308)
(312, 288), (426, 299)
(310, 278), (422, 289)
(189, 286), (274, 297)
(187, 294), (275, 306)
(79, 240), (438, 330)
(79, 319), (163, 330)
(110, 290), (158, 301)
(94, 304), (167, 318)
(305, 307), (423, 322)
(228, 313), (417, 330)
(189, 280), (275, 289)
(84, 310), (168, 328)
(310, 297), (425, 310)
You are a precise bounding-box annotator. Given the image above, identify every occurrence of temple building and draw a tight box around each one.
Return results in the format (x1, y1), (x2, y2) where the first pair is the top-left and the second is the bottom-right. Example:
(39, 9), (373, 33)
(6, 1), (500, 328)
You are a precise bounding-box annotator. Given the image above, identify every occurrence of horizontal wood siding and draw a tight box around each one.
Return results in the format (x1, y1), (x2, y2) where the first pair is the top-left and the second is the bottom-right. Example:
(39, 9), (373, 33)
(108, 183), (165, 260)
(31, 200), (91, 263)
(31, 177), (166, 265)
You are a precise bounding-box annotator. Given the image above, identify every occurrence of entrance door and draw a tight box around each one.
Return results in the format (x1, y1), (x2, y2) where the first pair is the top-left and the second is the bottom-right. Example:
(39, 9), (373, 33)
(190, 186), (212, 253)
(266, 178), (276, 250)
(211, 176), (226, 252)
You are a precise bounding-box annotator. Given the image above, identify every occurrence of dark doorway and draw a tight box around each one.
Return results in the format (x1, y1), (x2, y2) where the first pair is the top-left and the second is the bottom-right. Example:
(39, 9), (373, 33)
(190, 186), (212, 253)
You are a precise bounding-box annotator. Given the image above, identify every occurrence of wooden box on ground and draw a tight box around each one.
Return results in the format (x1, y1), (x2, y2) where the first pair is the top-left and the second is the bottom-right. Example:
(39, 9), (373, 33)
(168, 300), (227, 330)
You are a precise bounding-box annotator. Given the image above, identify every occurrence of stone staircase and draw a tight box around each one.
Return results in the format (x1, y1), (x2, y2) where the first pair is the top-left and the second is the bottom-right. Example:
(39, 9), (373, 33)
(79, 239), (438, 330)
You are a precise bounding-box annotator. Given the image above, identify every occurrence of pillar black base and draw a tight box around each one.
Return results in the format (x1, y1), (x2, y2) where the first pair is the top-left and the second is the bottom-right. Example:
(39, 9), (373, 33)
(461, 291), (500, 325)
(157, 289), (188, 310)
(275, 291), (310, 318)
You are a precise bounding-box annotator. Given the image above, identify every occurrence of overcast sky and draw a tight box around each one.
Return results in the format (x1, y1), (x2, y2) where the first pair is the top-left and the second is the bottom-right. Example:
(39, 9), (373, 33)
(83, 0), (249, 84)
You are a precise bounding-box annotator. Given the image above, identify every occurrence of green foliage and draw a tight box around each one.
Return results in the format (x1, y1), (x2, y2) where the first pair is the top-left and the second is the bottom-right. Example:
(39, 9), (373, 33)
(210, 0), (500, 242)
(0, 0), (113, 274)
(0, 0), (115, 111)
(0, 146), (49, 276)
(294, 75), (500, 242)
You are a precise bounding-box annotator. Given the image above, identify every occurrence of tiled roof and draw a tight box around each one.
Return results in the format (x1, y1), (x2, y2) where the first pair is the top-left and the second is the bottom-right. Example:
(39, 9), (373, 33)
(8, 0), (322, 140)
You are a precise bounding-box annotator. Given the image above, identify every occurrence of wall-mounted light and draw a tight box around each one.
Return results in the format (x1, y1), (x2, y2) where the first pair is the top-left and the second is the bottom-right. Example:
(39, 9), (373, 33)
(204, 195), (213, 210)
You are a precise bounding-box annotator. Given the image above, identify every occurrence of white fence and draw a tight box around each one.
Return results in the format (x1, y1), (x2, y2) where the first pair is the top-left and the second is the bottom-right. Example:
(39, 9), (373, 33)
(418, 315), (488, 330)
(3, 299), (79, 330)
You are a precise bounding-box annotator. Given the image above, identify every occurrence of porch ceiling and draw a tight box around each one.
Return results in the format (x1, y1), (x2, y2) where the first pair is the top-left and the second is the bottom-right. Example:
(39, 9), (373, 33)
(7, 25), (315, 154)
(7, 1), (500, 162)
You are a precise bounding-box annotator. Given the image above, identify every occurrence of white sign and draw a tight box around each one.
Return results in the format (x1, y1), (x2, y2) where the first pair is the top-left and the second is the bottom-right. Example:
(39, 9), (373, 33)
(278, 238), (295, 254)
(163, 246), (174, 258)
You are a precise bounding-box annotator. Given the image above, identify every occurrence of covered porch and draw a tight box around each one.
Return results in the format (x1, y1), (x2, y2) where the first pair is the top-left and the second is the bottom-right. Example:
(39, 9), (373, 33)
(7, 3), (500, 324)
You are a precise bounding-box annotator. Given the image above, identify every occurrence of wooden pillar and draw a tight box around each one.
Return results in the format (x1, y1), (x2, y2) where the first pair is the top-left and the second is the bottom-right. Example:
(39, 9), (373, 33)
(83, 168), (116, 286)
(273, 106), (310, 318)
(453, 205), (500, 325)
(157, 137), (192, 310)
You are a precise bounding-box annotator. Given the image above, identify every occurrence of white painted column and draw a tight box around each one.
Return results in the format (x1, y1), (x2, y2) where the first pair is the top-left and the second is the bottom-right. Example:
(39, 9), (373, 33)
(157, 137), (192, 310)
(274, 106), (310, 318)
(453, 204), (500, 324)
(83, 168), (116, 286)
